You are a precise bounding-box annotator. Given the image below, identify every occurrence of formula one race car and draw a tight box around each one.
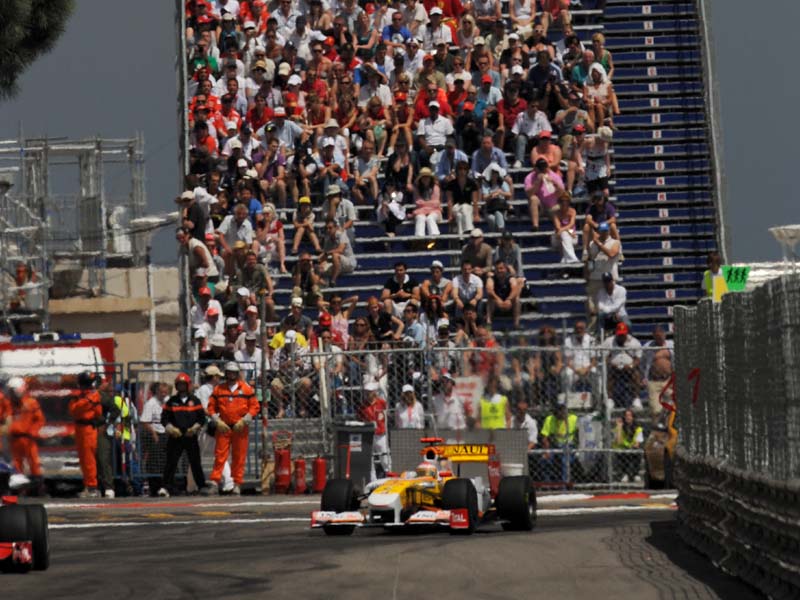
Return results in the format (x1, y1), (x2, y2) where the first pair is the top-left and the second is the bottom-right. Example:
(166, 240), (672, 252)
(311, 438), (536, 535)
(0, 462), (50, 572)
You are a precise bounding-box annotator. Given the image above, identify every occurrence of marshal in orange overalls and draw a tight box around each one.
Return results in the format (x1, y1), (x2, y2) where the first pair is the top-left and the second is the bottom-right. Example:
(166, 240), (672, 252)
(69, 390), (102, 488)
(8, 395), (45, 476)
(0, 392), (10, 456)
(207, 380), (259, 485)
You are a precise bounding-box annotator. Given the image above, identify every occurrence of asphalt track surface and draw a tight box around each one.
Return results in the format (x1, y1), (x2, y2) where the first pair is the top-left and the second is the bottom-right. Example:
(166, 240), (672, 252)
(4, 495), (763, 600)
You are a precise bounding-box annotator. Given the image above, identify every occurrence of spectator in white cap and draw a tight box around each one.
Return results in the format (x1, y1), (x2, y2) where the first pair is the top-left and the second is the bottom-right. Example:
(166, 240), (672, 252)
(224, 316), (242, 346)
(235, 332), (263, 385)
(281, 296), (315, 342)
(421, 6), (452, 51)
(200, 332), (236, 364)
(421, 259), (453, 306)
(194, 328), (208, 355)
(321, 184), (357, 246)
(396, 384), (425, 428)
(416, 99), (454, 168)
(480, 162), (512, 232)
(460, 228), (494, 278)
(433, 370), (472, 430)
(235, 304), (262, 350)
(258, 105), (305, 155)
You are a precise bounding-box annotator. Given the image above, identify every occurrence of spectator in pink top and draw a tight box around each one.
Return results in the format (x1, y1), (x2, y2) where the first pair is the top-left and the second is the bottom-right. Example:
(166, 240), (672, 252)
(525, 157), (565, 230)
(412, 167), (442, 239)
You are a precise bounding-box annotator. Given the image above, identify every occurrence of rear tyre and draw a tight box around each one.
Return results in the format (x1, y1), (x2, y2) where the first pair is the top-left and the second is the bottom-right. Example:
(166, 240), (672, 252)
(442, 478), (478, 535)
(496, 476), (536, 531)
(0, 505), (32, 572)
(320, 479), (356, 536)
(25, 505), (50, 571)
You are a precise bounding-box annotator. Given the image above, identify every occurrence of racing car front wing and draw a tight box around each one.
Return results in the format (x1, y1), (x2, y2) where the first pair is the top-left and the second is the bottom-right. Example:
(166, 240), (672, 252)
(310, 509), (472, 530)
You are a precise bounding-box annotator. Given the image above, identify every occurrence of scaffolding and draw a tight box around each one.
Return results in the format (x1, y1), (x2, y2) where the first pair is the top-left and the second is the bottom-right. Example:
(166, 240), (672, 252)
(0, 132), (147, 334)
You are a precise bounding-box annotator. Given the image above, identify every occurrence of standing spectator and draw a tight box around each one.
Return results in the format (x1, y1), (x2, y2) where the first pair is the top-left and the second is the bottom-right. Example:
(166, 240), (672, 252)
(177, 227), (219, 283)
(396, 384), (425, 428)
(471, 133), (509, 181)
(140, 382), (169, 496)
(641, 326), (674, 420)
(562, 320), (598, 394)
(601, 323), (642, 409)
(360, 382), (391, 479)
(476, 374), (511, 429)
(445, 160), (480, 239)
(352, 139), (380, 205)
(158, 374), (207, 498)
(433, 372), (472, 430)
(485, 260), (523, 327)
(539, 402), (579, 481)
(381, 262), (421, 318)
(318, 219), (358, 286)
(612, 409), (643, 483)
(206, 362), (259, 495)
(281, 297), (314, 342)
(412, 167), (442, 240)
(551, 192), (580, 265)
(255, 203), (287, 273)
(401, 302), (426, 348)
(460, 228), (494, 278)
(217, 202), (257, 274)
(511, 399), (538, 476)
(574, 126), (613, 200)
(702, 251), (725, 298)
(585, 222), (621, 330)
(177, 190), (208, 241)
(270, 330), (316, 417)
(597, 272), (630, 334)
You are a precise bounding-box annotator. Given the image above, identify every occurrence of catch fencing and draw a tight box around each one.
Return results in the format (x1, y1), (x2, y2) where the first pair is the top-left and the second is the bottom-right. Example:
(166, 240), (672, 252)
(673, 273), (800, 597)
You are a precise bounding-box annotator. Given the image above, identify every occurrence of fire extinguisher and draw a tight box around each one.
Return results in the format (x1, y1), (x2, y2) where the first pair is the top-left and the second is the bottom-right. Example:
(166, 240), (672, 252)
(273, 430), (292, 494)
(293, 457), (307, 495)
(312, 456), (327, 493)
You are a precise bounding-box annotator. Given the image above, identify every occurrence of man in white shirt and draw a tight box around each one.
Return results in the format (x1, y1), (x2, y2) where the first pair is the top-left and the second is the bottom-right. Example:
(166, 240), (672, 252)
(396, 384), (425, 428)
(585, 222), (621, 332)
(510, 400), (538, 451)
(416, 100), (454, 168)
(191, 286), (223, 331)
(421, 7), (452, 51)
(140, 382), (168, 494)
(432, 372), (471, 431)
(562, 319), (598, 394)
(596, 273), (630, 334)
(511, 99), (552, 167)
(451, 260), (483, 316)
(402, 0), (428, 35)
(358, 65), (393, 107)
(601, 322), (642, 409)
(234, 332), (263, 385)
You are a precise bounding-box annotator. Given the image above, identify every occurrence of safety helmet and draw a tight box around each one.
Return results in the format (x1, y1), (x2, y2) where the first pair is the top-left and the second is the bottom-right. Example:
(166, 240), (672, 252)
(78, 371), (95, 388)
(415, 462), (437, 479)
(6, 377), (26, 396)
(175, 372), (192, 387)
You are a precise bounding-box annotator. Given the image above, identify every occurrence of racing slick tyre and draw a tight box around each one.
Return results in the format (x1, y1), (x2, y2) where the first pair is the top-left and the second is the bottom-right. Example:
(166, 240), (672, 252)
(442, 478), (478, 535)
(496, 476), (537, 531)
(321, 479), (357, 536)
(0, 504), (32, 572)
(25, 505), (50, 571)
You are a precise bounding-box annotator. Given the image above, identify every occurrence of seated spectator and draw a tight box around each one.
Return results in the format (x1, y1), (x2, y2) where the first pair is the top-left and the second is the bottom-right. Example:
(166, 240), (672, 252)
(401, 302), (426, 348)
(255, 137), (288, 211)
(235, 305), (262, 350)
(324, 294), (359, 349)
(601, 323), (642, 409)
(584, 64), (619, 129)
(562, 319), (598, 395)
(493, 230), (525, 280)
(480, 162), (512, 232)
(555, 92), (594, 164)
(420, 295), (448, 342)
(539, 0), (571, 38)
(200, 333), (235, 364)
(510, 99), (551, 168)
(455, 102), (484, 156)
(412, 167), (442, 241)
(486, 260), (523, 328)
(388, 92), (415, 156)
(420, 260), (453, 306)
(200, 304), (224, 340)
(231, 251), (276, 319)
(381, 261), (421, 317)
(474, 74), (503, 131)
(191, 286), (223, 333)
(204, 234), (227, 278)
(352, 139), (380, 205)
(471, 133), (509, 182)
(291, 197), (322, 254)
(509, 0), (536, 38)
(281, 297), (314, 342)
(216, 202), (257, 274)
(642, 326), (674, 420)
(612, 409), (643, 483)
(416, 100), (454, 168)
(585, 218), (621, 313)
(461, 228), (494, 278)
(254, 203), (287, 274)
(376, 181), (407, 237)
(445, 160), (480, 239)
(223, 286), (254, 322)
(321, 185), (357, 247)
(224, 316), (241, 347)
(597, 272), (630, 334)
(452, 260), (484, 318)
(366, 296), (404, 345)
(525, 156), (565, 230)
(292, 252), (323, 309)
(570, 50), (596, 93)
(435, 137), (469, 183)
(454, 301), (484, 345)
(496, 84), (527, 152)
(551, 192), (580, 266)
(396, 384), (425, 428)
(383, 138), (418, 198)
(270, 330), (315, 417)
(235, 332), (263, 386)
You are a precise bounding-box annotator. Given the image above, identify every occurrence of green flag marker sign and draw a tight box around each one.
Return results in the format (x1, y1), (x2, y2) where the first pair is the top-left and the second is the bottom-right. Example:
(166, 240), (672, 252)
(721, 265), (750, 292)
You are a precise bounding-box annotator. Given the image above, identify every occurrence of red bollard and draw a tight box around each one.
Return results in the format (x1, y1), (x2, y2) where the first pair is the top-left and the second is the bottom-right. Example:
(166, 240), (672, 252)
(293, 457), (307, 495)
(312, 456), (327, 493)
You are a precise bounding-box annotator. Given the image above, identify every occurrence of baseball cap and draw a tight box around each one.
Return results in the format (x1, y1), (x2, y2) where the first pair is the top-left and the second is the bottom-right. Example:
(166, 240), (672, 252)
(429, 6), (443, 14)
(481, 74), (492, 84)
(233, 240), (248, 250)
(287, 74), (302, 86)
(319, 312), (332, 327)
(474, 36), (486, 45)
(431, 260), (444, 270)
(602, 271), (614, 282)
(225, 317), (239, 327)
(402, 384), (414, 394)
(211, 334), (226, 347)
(245, 332), (257, 341)
(224, 361), (240, 372)
(298, 196), (311, 205)
(501, 230), (514, 240)
(207, 306), (220, 316)
(423, 54), (434, 62)
(437, 318), (450, 330)
(273, 106), (287, 117)
(180, 190), (194, 201)
(364, 382), (379, 392)
(322, 137), (336, 148)
(324, 118), (340, 129)
(244, 20), (256, 29)
(204, 364), (223, 377)
(237, 158), (248, 168)
(229, 138), (243, 149)
(539, 130), (552, 139)
(278, 63), (292, 76)
(246, 305), (258, 314)
(199, 286), (212, 296)
(615, 322), (629, 335)
(508, 32), (519, 40)
(442, 370), (455, 381)
(252, 59), (268, 71)
(285, 329), (297, 343)
(237, 287), (250, 297)
(291, 297), (303, 307)
(463, 101), (474, 111)
(428, 100), (440, 108)
(222, 12), (235, 21)
(598, 222), (610, 232)
(573, 123), (586, 133)
(327, 184), (342, 196)
(511, 65), (524, 76)
(471, 228), (483, 238)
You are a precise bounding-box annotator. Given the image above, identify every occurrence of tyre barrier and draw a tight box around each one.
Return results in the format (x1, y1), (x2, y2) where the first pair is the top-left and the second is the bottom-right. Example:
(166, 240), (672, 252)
(675, 448), (800, 598)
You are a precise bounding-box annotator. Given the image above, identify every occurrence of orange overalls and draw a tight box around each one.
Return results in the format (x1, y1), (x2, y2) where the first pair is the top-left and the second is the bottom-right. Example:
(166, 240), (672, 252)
(207, 380), (259, 485)
(0, 393), (10, 456)
(8, 395), (45, 477)
(69, 390), (102, 488)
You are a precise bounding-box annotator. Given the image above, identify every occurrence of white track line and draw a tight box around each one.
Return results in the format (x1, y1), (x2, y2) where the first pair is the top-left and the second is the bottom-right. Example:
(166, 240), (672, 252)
(49, 504), (675, 529)
(44, 500), (319, 509)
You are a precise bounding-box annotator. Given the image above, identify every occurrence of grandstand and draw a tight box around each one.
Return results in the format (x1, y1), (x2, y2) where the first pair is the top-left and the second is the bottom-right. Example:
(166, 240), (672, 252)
(181, 0), (721, 344)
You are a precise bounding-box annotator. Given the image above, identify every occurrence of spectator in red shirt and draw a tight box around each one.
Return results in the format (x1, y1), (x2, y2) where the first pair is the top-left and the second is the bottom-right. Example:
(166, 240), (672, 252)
(413, 79), (453, 123)
(496, 85), (527, 151)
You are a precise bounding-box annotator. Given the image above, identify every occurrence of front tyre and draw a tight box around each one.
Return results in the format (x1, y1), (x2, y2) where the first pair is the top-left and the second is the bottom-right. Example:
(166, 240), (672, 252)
(496, 476), (536, 531)
(442, 479), (478, 535)
(320, 479), (357, 536)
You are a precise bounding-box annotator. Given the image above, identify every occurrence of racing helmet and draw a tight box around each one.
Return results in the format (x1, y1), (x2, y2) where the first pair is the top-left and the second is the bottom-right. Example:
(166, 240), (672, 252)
(415, 462), (438, 479)
(6, 376), (26, 396)
(78, 370), (96, 388)
(175, 372), (192, 387)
